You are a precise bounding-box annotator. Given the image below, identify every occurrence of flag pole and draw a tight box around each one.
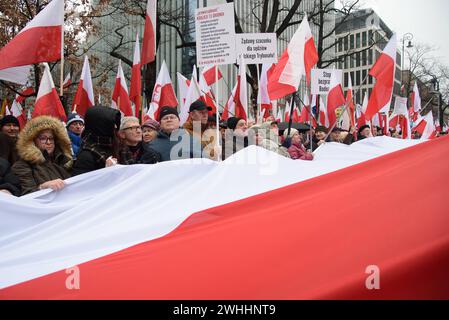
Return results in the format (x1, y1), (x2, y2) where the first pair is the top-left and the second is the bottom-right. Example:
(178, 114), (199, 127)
(215, 65), (221, 153)
(59, 4), (65, 97)
(256, 64), (261, 123)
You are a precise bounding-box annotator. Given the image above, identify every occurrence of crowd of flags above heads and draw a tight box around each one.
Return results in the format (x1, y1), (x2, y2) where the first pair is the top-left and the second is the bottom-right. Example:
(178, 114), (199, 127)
(0, 0), (444, 138)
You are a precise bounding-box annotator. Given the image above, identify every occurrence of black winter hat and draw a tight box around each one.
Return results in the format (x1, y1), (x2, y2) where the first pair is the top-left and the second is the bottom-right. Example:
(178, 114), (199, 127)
(227, 117), (242, 130)
(158, 107), (179, 122)
(0, 115), (20, 129)
(358, 125), (371, 135)
(189, 99), (212, 113)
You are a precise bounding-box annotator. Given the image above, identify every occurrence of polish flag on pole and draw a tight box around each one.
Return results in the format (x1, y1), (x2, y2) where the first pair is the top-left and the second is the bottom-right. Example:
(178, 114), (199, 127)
(412, 112), (436, 140)
(202, 65), (223, 87)
(222, 58), (248, 120)
(365, 34), (397, 120)
(299, 94), (317, 126)
(72, 56), (94, 117)
(268, 13), (318, 100)
(258, 63), (275, 119)
(409, 82), (421, 121)
(357, 93), (369, 129)
(141, 0), (157, 65)
(198, 72), (217, 113)
(16, 87), (35, 105)
(346, 76), (356, 128)
(291, 102), (301, 123)
(112, 60), (133, 116)
(32, 63), (66, 121)
(177, 72), (190, 110)
(147, 60), (178, 121)
(0, 0), (64, 71)
(179, 68), (202, 125)
(284, 102), (291, 123)
(62, 73), (71, 89)
(389, 97), (411, 139)
(10, 98), (28, 129)
(275, 106), (283, 122)
(221, 83), (238, 121)
(129, 34), (142, 117)
(319, 96), (329, 128)
(326, 71), (346, 128)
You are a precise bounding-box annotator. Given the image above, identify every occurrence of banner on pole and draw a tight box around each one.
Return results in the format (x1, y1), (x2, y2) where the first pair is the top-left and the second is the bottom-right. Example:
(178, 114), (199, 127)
(311, 69), (343, 95)
(235, 33), (277, 65)
(195, 3), (236, 67)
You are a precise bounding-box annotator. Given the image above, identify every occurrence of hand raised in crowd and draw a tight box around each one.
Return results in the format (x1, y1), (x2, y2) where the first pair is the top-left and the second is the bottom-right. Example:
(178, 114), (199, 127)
(317, 140), (326, 147)
(39, 179), (66, 191)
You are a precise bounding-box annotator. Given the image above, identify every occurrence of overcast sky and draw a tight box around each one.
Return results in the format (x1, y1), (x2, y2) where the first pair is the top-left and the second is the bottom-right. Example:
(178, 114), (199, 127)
(360, 0), (449, 65)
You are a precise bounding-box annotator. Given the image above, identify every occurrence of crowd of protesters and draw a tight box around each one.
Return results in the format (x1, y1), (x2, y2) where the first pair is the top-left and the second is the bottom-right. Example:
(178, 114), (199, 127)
(0, 99), (447, 196)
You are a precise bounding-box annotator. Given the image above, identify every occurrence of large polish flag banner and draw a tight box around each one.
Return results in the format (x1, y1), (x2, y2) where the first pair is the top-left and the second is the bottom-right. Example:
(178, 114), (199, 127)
(72, 56), (94, 117)
(268, 13), (318, 100)
(365, 34), (397, 120)
(0, 0), (64, 71)
(141, 0), (157, 65)
(32, 63), (67, 121)
(0, 136), (449, 299)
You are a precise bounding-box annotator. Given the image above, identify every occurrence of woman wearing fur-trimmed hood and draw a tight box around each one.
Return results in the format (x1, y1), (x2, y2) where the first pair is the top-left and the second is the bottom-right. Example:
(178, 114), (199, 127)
(12, 116), (72, 195)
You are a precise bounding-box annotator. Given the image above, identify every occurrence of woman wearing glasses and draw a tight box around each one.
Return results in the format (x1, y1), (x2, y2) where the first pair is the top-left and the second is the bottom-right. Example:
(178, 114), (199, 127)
(12, 116), (72, 195)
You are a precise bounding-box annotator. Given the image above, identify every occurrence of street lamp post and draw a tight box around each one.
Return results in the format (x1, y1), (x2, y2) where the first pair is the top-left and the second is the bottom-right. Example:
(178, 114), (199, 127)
(401, 33), (414, 95)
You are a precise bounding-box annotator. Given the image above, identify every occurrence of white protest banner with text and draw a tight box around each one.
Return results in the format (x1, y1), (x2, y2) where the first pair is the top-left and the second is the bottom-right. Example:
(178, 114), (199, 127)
(311, 69), (343, 95)
(235, 33), (277, 65)
(195, 3), (236, 67)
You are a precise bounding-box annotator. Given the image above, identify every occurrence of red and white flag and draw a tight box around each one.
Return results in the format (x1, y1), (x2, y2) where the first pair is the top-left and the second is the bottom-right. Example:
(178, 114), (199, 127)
(258, 63), (276, 119)
(412, 112), (436, 140)
(0, 0), (64, 71)
(16, 87), (35, 105)
(222, 83), (238, 121)
(62, 73), (71, 89)
(222, 58), (248, 120)
(147, 60), (178, 121)
(275, 106), (283, 122)
(179, 67), (201, 125)
(268, 13), (318, 100)
(346, 76), (356, 128)
(32, 63), (66, 121)
(10, 98), (27, 129)
(202, 65), (223, 87)
(409, 82), (421, 121)
(365, 34), (397, 120)
(72, 56), (94, 117)
(198, 71), (217, 114)
(319, 96), (329, 128)
(284, 102), (291, 123)
(326, 71), (346, 128)
(389, 97), (411, 139)
(141, 0), (157, 65)
(357, 94), (369, 129)
(177, 72), (190, 109)
(129, 34), (142, 117)
(111, 60), (133, 117)
(299, 94), (317, 126)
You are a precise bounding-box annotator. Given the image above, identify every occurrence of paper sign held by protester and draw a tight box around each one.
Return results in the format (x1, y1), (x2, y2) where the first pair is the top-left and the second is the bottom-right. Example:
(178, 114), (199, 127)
(235, 33), (277, 65)
(311, 69), (343, 95)
(195, 3), (236, 67)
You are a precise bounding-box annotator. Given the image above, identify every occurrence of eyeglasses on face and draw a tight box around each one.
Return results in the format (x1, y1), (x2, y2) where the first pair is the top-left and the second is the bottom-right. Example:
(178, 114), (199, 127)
(124, 126), (142, 131)
(37, 136), (55, 144)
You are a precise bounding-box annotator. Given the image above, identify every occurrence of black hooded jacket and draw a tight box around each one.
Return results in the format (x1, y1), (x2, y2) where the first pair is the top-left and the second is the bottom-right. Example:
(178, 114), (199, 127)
(72, 107), (121, 176)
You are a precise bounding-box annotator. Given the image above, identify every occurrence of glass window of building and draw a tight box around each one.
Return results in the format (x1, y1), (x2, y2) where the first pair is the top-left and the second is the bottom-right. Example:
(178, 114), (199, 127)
(350, 34), (354, 50)
(362, 50), (367, 66)
(344, 72), (349, 87)
(344, 36), (348, 51)
(368, 30), (373, 44)
(362, 32), (367, 47)
(356, 33), (361, 48)
(362, 69), (367, 83)
(356, 52), (360, 67)
(356, 70), (361, 86)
